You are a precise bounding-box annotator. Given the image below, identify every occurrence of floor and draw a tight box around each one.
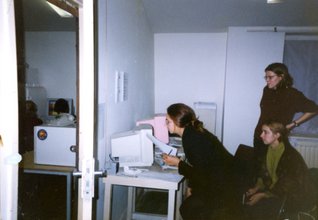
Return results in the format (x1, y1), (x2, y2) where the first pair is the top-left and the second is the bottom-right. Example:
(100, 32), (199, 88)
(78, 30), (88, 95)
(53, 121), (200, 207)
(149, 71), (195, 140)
(18, 172), (245, 220)
(17, 172), (168, 220)
(18, 171), (69, 220)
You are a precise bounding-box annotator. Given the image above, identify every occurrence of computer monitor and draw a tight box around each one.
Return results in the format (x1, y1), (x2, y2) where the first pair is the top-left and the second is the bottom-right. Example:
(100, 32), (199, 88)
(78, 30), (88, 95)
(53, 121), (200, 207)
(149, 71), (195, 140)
(136, 114), (169, 144)
(46, 98), (73, 119)
(110, 124), (154, 168)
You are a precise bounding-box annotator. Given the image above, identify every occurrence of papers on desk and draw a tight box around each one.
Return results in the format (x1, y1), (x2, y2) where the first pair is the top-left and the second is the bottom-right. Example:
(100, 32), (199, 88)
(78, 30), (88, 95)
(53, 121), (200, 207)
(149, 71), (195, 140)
(146, 134), (177, 156)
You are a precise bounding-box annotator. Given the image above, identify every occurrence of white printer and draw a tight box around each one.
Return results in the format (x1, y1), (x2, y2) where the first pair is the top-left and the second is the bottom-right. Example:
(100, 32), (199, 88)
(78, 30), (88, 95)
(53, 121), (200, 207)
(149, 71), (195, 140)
(34, 124), (76, 166)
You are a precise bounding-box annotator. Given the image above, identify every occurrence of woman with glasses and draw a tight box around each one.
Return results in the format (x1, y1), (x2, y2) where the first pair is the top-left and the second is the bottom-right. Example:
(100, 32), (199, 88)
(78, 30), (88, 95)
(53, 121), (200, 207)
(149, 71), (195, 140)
(163, 103), (236, 220)
(253, 63), (318, 180)
(245, 121), (315, 220)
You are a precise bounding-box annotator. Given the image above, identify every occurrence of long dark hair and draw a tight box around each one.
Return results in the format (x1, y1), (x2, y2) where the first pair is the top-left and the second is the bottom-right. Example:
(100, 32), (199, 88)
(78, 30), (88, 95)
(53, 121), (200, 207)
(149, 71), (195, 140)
(167, 103), (204, 132)
(265, 63), (294, 89)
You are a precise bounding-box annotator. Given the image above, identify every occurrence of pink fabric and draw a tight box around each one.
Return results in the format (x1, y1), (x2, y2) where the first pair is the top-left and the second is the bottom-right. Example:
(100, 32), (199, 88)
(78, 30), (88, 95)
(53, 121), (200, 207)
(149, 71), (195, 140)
(137, 115), (169, 144)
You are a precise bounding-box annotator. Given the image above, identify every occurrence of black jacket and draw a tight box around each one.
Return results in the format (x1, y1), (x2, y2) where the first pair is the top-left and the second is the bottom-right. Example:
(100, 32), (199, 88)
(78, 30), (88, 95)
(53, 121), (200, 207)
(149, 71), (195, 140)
(178, 126), (233, 199)
(259, 141), (316, 212)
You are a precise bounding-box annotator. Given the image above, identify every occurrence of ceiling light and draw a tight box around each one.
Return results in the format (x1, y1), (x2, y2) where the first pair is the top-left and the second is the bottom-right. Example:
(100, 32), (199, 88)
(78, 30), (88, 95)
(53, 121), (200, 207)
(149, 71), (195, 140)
(267, 0), (283, 3)
(47, 2), (73, 17)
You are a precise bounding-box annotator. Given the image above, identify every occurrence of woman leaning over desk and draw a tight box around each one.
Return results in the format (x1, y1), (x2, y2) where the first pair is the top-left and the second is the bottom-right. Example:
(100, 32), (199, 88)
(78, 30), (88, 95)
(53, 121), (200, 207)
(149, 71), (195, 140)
(245, 121), (316, 220)
(163, 103), (234, 220)
(254, 63), (318, 168)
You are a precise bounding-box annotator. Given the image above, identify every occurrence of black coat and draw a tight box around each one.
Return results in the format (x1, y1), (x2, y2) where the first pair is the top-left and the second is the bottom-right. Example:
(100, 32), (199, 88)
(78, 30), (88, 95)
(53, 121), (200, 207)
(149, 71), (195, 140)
(178, 126), (234, 200)
(259, 142), (316, 212)
(254, 86), (318, 139)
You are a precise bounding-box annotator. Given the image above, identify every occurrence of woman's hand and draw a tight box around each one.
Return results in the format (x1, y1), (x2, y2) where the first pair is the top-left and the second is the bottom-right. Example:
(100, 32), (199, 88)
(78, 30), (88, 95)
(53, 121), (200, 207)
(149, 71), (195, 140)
(186, 187), (192, 198)
(245, 186), (259, 197)
(246, 192), (266, 206)
(162, 154), (180, 166)
(286, 123), (295, 130)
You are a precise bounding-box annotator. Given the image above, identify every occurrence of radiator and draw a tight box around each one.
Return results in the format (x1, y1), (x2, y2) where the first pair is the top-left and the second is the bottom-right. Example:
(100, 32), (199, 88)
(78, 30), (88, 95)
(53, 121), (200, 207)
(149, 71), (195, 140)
(289, 135), (318, 168)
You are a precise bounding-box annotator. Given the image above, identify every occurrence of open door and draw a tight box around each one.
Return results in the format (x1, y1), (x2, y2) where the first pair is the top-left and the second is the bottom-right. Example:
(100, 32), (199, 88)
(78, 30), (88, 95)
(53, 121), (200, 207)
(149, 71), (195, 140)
(0, 1), (21, 219)
(0, 0), (97, 219)
(76, 0), (98, 219)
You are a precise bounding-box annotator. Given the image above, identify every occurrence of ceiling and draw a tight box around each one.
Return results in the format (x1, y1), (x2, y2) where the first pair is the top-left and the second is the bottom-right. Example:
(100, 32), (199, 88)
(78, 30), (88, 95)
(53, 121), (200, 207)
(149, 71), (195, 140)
(22, 0), (77, 31)
(23, 0), (318, 33)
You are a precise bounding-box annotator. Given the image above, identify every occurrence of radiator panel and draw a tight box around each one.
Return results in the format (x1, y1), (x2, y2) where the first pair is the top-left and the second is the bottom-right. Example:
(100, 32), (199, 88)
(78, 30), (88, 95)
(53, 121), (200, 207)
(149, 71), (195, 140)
(289, 135), (318, 168)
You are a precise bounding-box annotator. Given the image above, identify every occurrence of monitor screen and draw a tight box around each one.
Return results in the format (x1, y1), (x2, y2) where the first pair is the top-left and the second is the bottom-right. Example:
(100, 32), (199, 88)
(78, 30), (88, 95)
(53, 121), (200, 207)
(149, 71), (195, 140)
(47, 98), (73, 118)
(111, 124), (154, 168)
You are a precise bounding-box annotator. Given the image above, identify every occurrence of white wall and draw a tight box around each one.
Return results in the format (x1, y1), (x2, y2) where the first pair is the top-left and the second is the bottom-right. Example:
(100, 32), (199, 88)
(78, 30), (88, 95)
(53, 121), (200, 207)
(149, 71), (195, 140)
(223, 27), (285, 154)
(96, 0), (154, 219)
(154, 33), (227, 140)
(103, 0), (154, 163)
(25, 32), (76, 103)
(154, 29), (286, 155)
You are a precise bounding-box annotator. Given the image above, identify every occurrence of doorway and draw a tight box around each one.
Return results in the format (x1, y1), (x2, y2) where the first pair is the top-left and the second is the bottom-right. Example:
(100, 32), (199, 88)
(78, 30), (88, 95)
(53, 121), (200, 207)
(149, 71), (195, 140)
(16, 0), (78, 219)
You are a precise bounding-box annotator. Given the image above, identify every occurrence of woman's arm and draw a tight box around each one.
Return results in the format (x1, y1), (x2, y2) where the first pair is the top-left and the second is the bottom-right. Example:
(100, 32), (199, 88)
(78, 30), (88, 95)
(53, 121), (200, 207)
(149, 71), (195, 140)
(286, 112), (317, 130)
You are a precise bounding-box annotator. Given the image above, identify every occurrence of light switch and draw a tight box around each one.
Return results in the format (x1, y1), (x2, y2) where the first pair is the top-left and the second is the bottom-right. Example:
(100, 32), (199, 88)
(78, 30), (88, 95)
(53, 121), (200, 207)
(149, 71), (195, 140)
(115, 71), (128, 103)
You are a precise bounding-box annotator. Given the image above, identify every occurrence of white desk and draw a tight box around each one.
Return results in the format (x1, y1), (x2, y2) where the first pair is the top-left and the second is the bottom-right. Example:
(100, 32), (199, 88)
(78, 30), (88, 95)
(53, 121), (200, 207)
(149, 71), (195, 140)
(103, 165), (185, 220)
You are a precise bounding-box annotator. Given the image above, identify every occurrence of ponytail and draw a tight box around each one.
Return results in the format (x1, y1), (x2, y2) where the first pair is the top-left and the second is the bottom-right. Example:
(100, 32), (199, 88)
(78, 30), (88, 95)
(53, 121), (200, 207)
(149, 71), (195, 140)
(192, 118), (204, 132)
(167, 103), (205, 133)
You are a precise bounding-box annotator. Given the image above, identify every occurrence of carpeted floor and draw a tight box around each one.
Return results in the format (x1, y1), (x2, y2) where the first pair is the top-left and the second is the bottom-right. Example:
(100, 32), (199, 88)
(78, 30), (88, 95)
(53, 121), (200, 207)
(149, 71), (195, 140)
(18, 172), (68, 220)
(18, 173), (168, 220)
(18, 173), (246, 220)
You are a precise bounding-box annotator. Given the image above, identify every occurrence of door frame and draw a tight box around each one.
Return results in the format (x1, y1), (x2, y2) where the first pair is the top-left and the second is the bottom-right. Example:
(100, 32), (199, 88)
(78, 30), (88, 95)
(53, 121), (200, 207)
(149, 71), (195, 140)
(0, 1), (21, 219)
(0, 1), (97, 219)
(77, 0), (97, 219)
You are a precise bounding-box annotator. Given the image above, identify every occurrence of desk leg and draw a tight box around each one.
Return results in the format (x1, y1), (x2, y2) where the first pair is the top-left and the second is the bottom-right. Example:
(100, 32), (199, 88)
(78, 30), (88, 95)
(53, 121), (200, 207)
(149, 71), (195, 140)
(167, 189), (176, 220)
(66, 173), (71, 220)
(127, 187), (134, 220)
(103, 182), (112, 220)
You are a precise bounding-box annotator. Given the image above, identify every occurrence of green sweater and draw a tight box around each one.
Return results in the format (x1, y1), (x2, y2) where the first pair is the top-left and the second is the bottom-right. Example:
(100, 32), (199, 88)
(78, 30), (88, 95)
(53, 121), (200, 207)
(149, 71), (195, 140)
(256, 142), (285, 195)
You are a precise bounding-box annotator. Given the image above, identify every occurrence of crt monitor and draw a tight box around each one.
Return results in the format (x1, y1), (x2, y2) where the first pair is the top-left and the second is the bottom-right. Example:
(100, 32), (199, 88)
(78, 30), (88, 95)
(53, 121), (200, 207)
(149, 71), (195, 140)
(47, 98), (73, 119)
(111, 124), (154, 168)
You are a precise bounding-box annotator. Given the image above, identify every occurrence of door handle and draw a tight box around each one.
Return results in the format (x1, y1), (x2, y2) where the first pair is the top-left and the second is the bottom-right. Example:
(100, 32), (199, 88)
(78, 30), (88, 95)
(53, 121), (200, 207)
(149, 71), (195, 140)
(70, 146), (106, 177)
(72, 158), (107, 199)
(73, 170), (106, 177)
(70, 145), (79, 170)
(70, 145), (77, 152)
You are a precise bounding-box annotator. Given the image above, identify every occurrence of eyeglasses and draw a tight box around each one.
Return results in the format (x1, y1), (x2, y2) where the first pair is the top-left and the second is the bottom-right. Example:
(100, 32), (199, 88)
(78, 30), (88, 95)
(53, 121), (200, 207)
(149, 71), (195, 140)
(264, 75), (277, 81)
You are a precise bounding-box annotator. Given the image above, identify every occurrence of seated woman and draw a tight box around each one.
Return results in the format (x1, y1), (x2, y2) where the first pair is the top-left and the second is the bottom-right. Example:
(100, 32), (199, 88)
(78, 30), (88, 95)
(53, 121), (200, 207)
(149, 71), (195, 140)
(244, 121), (316, 220)
(162, 103), (235, 220)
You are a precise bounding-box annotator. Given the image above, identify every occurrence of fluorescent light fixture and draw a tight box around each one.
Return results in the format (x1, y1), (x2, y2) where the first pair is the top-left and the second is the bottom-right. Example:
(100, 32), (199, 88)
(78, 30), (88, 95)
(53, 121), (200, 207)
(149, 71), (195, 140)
(267, 0), (283, 3)
(47, 2), (73, 17)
